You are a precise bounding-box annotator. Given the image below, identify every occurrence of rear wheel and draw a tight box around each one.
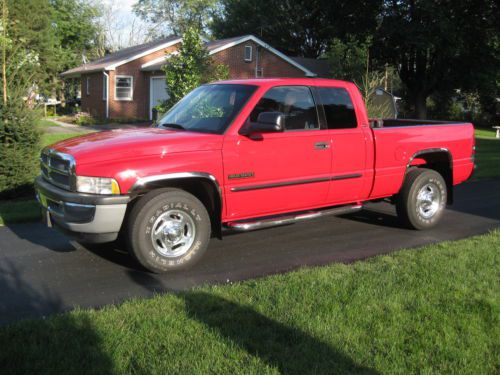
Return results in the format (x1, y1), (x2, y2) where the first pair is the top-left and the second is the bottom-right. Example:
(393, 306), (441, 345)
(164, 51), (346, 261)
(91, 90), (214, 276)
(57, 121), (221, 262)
(127, 188), (211, 273)
(396, 168), (447, 230)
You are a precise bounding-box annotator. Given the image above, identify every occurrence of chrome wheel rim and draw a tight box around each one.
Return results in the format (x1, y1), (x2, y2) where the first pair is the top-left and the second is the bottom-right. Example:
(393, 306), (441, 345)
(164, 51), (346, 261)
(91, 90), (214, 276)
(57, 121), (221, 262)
(416, 182), (441, 219)
(150, 210), (196, 257)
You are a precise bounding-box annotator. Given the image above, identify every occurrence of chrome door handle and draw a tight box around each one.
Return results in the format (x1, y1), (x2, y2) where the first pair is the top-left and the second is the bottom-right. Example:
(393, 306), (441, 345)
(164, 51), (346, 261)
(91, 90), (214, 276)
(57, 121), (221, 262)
(314, 142), (330, 150)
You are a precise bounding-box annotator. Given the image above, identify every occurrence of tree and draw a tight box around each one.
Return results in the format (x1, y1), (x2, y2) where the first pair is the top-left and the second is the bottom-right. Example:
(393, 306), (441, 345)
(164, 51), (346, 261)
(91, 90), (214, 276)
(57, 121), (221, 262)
(50, 0), (104, 99)
(6, 0), (57, 96)
(133, 0), (218, 37)
(326, 37), (370, 83)
(373, 0), (499, 119)
(159, 27), (228, 112)
(5, 0), (103, 98)
(0, 0), (41, 197)
(211, 0), (382, 58)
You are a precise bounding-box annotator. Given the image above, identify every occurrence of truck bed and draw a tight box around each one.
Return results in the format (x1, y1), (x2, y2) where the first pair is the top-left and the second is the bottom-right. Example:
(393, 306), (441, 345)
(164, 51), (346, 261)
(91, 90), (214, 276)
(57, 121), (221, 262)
(371, 118), (466, 128)
(368, 121), (475, 200)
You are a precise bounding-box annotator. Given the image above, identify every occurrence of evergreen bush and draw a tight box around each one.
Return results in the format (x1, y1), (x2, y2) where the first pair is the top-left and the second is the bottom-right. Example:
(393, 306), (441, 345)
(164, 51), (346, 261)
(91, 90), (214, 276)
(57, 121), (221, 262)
(0, 100), (41, 198)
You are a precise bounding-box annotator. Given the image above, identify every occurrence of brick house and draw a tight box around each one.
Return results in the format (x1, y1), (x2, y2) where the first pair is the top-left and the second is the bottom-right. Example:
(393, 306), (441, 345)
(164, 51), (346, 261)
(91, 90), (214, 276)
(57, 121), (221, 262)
(61, 35), (323, 120)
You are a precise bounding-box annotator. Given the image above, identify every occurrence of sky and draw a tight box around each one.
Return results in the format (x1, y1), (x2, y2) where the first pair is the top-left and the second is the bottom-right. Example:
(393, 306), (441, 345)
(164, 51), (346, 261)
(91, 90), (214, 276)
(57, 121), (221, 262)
(110, 0), (137, 19)
(101, 0), (150, 49)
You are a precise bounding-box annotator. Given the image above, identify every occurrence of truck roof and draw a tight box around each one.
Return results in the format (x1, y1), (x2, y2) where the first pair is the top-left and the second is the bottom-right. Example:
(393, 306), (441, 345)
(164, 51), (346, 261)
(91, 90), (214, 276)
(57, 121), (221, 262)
(215, 77), (354, 88)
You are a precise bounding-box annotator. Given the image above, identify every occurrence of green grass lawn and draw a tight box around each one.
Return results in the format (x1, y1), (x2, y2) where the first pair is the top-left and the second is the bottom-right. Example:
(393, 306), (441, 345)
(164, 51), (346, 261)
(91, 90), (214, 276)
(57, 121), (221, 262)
(0, 230), (498, 374)
(36, 118), (58, 129)
(0, 199), (41, 225)
(474, 128), (500, 179)
(41, 132), (83, 147)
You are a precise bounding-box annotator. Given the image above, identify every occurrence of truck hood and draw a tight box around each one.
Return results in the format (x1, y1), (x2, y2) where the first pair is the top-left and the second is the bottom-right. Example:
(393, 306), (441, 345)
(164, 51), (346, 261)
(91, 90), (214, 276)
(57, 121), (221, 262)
(51, 128), (223, 166)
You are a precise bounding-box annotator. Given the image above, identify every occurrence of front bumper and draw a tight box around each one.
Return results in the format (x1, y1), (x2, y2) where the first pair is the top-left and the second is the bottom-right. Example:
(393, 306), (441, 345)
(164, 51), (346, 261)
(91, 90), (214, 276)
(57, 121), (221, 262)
(35, 176), (130, 243)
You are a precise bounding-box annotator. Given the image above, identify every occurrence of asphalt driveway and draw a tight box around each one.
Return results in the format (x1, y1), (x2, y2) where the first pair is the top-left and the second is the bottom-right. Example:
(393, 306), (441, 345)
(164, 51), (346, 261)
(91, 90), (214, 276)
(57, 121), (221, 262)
(0, 178), (499, 325)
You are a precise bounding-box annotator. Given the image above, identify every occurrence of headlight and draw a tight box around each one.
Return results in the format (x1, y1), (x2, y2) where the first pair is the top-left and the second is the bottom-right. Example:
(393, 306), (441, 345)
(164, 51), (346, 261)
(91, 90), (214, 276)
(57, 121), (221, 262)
(76, 176), (120, 195)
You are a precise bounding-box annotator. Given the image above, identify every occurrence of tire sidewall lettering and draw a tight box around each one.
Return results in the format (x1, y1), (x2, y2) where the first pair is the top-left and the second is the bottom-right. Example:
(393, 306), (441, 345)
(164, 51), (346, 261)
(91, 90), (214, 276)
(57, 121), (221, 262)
(144, 200), (206, 263)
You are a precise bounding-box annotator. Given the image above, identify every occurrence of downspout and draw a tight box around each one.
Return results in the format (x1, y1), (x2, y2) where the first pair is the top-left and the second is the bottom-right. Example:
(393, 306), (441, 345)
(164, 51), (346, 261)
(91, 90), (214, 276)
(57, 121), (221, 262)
(255, 46), (260, 78)
(103, 71), (109, 119)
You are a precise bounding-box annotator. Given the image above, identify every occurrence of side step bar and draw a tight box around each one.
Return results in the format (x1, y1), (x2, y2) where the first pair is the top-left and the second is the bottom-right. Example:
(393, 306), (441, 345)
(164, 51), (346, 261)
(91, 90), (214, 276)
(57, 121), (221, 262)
(225, 204), (362, 232)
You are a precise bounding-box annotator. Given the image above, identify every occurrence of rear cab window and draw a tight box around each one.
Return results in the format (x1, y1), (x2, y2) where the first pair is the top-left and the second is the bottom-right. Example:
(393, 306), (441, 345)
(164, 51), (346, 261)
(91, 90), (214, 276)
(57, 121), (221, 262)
(315, 87), (358, 129)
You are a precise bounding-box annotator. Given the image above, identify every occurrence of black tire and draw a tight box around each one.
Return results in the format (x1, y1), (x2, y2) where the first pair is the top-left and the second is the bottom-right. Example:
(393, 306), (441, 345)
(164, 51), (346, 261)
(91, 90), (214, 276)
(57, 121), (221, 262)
(127, 188), (211, 273)
(396, 168), (447, 230)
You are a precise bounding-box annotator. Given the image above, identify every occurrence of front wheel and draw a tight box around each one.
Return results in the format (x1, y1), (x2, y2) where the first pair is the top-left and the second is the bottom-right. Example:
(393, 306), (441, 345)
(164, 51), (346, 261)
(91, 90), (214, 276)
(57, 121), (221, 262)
(396, 168), (447, 230)
(127, 188), (211, 273)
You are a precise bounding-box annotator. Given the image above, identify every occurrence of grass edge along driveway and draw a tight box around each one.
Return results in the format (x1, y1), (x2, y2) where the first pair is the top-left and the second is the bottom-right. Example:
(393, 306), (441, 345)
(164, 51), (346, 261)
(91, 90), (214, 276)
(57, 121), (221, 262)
(0, 230), (498, 374)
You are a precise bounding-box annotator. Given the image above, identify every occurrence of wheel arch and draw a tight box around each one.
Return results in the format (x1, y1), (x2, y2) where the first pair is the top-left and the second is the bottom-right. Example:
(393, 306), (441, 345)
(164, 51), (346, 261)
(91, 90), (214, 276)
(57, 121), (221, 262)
(406, 148), (453, 204)
(129, 172), (223, 238)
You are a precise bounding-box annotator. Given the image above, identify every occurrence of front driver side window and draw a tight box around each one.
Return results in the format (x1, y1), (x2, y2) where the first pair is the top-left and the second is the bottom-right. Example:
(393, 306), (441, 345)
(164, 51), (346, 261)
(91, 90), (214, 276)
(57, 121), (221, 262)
(249, 86), (319, 131)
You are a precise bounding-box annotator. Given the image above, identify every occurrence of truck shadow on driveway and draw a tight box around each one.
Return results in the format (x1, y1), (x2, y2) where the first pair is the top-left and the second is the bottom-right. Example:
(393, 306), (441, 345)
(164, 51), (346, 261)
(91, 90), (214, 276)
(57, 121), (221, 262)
(182, 291), (379, 375)
(340, 208), (403, 229)
(5, 222), (77, 253)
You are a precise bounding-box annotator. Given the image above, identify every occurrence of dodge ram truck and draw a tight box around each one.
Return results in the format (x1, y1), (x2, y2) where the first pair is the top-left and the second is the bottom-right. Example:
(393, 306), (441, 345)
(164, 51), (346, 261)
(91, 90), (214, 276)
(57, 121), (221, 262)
(35, 78), (475, 272)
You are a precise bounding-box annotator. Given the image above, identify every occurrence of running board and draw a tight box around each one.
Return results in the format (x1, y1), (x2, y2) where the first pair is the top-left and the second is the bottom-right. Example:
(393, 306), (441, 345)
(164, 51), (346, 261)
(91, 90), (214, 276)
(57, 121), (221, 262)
(225, 204), (362, 232)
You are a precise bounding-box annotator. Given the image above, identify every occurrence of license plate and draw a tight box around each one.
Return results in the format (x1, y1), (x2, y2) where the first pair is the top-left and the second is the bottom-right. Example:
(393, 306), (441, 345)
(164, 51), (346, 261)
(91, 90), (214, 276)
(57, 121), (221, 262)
(41, 208), (52, 227)
(38, 191), (48, 208)
(37, 192), (52, 227)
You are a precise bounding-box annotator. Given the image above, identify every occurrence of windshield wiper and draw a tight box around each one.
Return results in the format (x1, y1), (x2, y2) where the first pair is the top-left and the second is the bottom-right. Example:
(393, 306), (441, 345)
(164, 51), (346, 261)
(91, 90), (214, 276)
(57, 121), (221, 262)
(160, 123), (186, 131)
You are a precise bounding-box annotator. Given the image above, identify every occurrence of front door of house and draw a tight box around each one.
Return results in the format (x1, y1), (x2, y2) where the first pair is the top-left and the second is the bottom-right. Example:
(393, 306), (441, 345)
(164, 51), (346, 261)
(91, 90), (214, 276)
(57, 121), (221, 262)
(150, 77), (169, 120)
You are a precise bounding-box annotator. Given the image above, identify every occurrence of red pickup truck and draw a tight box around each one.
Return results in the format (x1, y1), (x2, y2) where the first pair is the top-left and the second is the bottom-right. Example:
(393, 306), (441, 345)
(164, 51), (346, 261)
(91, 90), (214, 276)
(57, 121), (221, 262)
(35, 78), (475, 272)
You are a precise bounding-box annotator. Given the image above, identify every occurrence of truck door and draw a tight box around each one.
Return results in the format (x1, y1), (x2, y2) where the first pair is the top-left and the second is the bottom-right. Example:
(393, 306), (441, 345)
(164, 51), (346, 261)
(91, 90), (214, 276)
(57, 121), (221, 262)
(314, 86), (369, 204)
(222, 86), (332, 221)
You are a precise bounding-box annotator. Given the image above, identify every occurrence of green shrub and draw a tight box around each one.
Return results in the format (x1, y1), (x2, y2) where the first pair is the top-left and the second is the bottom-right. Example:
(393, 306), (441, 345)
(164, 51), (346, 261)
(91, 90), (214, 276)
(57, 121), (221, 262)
(74, 112), (97, 126)
(0, 101), (41, 198)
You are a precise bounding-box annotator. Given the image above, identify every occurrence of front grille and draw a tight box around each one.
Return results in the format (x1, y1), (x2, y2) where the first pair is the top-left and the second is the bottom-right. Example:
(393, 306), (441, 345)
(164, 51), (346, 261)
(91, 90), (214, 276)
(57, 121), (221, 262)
(40, 148), (75, 191)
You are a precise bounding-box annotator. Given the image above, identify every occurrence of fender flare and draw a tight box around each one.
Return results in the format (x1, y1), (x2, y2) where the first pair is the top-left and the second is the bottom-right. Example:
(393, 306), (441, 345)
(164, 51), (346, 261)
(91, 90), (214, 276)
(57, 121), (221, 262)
(129, 172), (224, 237)
(405, 148), (453, 204)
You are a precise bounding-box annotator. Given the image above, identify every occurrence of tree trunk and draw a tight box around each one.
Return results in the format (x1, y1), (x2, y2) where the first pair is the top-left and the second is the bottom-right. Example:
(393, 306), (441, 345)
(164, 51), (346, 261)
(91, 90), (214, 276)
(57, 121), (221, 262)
(414, 93), (428, 119)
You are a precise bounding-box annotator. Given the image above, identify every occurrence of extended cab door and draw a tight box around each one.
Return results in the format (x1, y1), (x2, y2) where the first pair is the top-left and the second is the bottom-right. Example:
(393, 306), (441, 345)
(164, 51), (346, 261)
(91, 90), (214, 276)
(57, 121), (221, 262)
(222, 86), (332, 221)
(314, 86), (372, 204)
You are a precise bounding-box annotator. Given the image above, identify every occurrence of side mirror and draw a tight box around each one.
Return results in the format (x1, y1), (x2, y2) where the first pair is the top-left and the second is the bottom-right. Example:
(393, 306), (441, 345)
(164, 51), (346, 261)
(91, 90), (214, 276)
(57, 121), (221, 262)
(240, 112), (285, 135)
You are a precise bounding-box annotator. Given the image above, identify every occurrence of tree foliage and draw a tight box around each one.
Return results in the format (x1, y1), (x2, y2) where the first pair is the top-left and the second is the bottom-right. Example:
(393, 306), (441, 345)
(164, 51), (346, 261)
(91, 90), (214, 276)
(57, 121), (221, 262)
(373, 0), (499, 118)
(50, 0), (104, 68)
(1, 0), (40, 197)
(3, 0), (103, 98)
(326, 38), (370, 83)
(160, 27), (228, 112)
(134, 0), (218, 37)
(211, 0), (382, 58)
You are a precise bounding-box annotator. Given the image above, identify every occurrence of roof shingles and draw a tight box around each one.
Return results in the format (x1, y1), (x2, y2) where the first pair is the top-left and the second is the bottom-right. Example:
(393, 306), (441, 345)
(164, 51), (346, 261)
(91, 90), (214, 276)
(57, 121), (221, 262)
(61, 35), (181, 77)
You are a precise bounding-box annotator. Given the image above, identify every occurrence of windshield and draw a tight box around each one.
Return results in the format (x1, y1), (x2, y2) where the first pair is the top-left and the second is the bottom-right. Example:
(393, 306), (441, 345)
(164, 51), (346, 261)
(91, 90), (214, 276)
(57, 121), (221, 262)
(157, 84), (257, 134)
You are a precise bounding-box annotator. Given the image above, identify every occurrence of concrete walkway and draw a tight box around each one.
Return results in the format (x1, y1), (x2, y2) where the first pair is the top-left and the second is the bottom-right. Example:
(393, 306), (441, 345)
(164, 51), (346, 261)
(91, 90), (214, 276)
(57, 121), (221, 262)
(45, 118), (152, 134)
(44, 119), (93, 134)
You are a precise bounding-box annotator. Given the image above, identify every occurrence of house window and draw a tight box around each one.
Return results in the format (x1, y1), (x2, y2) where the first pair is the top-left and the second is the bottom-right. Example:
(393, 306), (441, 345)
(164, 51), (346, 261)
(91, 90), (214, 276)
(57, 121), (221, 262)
(102, 75), (108, 100)
(86, 77), (90, 96)
(244, 45), (252, 62)
(115, 76), (133, 100)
